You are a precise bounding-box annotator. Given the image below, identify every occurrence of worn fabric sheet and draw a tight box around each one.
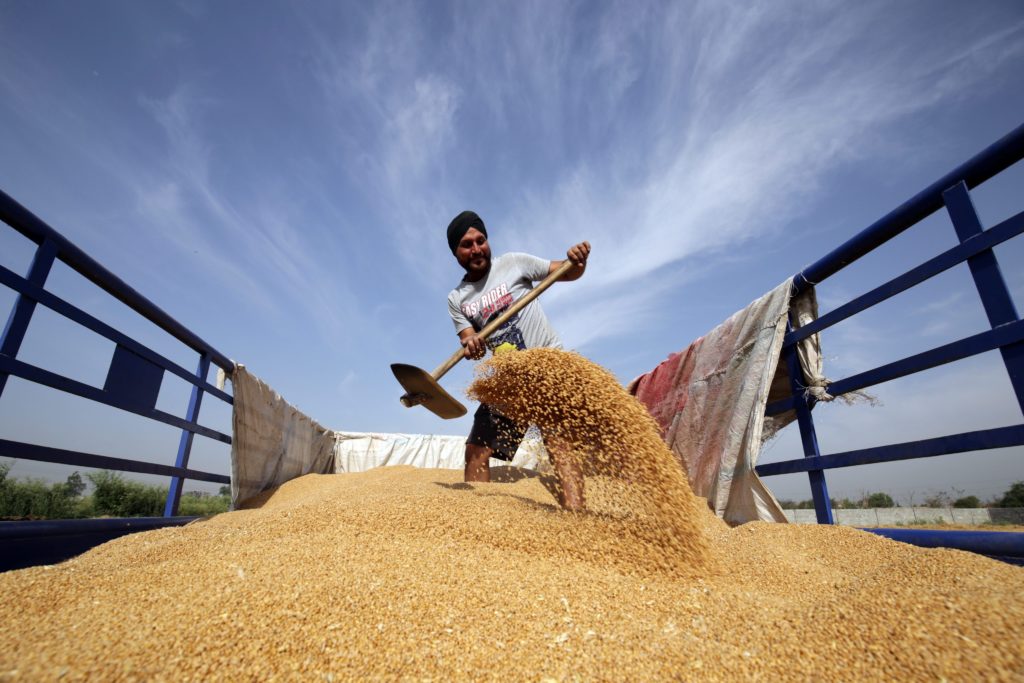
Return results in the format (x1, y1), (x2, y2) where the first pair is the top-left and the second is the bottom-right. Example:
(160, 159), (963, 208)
(229, 365), (336, 507)
(630, 281), (825, 524)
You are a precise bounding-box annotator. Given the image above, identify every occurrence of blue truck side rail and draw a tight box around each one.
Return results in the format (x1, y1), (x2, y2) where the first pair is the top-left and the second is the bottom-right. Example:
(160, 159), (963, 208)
(0, 190), (235, 571)
(756, 122), (1024, 563)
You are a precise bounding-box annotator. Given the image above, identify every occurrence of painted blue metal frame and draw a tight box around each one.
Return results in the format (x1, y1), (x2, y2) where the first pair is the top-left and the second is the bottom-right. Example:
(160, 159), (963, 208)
(862, 529), (1024, 566)
(792, 124), (1024, 294)
(165, 353), (213, 517)
(0, 189), (234, 527)
(780, 321), (832, 523)
(757, 425), (1024, 476)
(756, 122), (1024, 561)
(0, 516), (200, 572)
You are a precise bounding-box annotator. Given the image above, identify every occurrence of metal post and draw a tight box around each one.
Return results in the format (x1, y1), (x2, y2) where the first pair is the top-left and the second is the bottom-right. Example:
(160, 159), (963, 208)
(943, 181), (1024, 417)
(163, 353), (211, 517)
(0, 239), (58, 400)
(783, 318), (834, 523)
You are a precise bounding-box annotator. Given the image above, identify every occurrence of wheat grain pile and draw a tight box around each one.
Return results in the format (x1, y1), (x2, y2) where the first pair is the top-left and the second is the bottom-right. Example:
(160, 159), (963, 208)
(1, 349), (1022, 681)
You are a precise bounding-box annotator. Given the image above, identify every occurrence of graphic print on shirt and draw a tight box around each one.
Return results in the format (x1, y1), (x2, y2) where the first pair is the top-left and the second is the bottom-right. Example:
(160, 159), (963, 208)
(460, 282), (513, 320)
(488, 311), (527, 350)
(461, 282), (526, 350)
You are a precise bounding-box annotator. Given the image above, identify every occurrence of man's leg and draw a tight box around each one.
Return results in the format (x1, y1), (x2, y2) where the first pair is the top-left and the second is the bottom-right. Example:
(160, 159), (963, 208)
(465, 404), (498, 482)
(465, 443), (492, 482)
(546, 436), (585, 512)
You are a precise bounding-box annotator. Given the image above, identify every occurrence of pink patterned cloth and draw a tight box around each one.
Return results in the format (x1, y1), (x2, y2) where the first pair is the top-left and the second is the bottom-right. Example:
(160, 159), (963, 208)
(630, 282), (823, 523)
(632, 342), (700, 437)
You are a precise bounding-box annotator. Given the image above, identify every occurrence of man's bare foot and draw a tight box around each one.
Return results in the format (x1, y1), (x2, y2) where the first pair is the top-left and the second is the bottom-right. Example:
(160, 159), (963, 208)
(464, 444), (492, 482)
(548, 437), (585, 511)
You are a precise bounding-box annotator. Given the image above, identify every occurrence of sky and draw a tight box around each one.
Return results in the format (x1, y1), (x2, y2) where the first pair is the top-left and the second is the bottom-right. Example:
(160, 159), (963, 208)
(1, 0), (1023, 505)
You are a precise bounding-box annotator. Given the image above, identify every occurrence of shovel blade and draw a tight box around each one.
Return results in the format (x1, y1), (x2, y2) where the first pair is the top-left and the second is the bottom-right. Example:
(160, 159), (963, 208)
(391, 363), (467, 419)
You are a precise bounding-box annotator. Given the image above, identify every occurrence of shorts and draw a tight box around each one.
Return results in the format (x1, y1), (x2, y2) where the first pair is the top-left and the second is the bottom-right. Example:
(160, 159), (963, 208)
(466, 403), (526, 461)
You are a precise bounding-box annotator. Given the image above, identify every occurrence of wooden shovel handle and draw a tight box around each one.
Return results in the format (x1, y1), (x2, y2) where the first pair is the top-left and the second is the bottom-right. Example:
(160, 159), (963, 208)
(430, 258), (577, 380)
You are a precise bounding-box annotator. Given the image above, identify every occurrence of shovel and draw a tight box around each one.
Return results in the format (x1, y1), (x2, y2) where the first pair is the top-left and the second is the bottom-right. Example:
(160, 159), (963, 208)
(391, 258), (577, 419)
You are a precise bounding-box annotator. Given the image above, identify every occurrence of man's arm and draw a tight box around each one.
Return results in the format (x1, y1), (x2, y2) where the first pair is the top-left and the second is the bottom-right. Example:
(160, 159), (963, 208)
(548, 241), (591, 281)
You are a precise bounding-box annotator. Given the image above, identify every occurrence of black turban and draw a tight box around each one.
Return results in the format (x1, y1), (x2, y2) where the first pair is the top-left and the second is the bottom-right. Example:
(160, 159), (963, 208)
(446, 210), (486, 253)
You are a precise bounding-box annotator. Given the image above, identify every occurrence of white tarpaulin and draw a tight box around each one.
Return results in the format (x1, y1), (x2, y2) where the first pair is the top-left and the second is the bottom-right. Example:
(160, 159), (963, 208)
(334, 428), (551, 473)
(630, 281), (827, 524)
(229, 365), (336, 507)
(229, 368), (555, 504)
(334, 432), (467, 471)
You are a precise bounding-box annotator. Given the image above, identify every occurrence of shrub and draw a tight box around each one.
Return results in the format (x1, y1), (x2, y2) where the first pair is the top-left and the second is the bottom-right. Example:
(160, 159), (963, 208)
(865, 492), (895, 508)
(922, 492), (952, 507)
(953, 495), (980, 508)
(178, 491), (230, 516)
(0, 464), (88, 520)
(997, 482), (1024, 508)
(88, 471), (165, 517)
(0, 465), (230, 519)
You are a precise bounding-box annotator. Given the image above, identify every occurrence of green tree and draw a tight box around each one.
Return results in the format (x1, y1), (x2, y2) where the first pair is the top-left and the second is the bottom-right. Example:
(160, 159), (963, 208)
(0, 464), (84, 519)
(0, 466), (230, 519)
(997, 481), (1024, 508)
(88, 471), (165, 517)
(922, 492), (951, 507)
(953, 495), (980, 508)
(865, 492), (895, 508)
(64, 471), (86, 498)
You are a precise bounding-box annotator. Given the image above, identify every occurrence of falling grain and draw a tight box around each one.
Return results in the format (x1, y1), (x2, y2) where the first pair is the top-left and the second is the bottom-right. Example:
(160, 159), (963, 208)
(467, 347), (715, 577)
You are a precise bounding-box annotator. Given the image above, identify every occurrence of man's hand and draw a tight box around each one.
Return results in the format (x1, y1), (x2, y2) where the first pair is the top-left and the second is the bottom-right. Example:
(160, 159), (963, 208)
(460, 333), (487, 360)
(552, 241), (591, 282)
(567, 241), (590, 267)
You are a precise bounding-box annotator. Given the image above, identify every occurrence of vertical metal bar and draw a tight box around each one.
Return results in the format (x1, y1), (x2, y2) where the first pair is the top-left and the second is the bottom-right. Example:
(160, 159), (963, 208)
(943, 181), (1024, 417)
(0, 239), (58, 400)
(784, 319), (834, 524)
(163, 353), (211, 517)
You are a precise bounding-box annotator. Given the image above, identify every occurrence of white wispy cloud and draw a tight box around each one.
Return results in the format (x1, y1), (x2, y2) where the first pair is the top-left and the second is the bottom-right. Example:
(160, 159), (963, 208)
(296, 1), (1024, 362)
(135, 85), (364, 343)
(306, 4), (465, 287)
(490, 2), (1024, 348)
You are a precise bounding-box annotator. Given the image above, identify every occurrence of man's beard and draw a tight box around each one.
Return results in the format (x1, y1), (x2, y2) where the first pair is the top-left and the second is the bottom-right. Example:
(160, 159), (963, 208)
(462, 253), (490, 275)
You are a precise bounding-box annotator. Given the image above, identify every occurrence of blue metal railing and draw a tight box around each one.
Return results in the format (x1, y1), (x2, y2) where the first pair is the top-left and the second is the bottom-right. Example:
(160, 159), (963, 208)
(0, 189), (235, 524)
(756, 123), (1024, 560)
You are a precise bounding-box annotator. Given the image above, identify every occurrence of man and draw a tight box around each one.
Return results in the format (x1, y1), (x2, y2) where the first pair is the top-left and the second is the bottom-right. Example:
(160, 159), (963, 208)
(446, 209), (591, 511)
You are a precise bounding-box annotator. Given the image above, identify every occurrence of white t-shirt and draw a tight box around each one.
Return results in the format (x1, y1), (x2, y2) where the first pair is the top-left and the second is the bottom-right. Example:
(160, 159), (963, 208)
(447, 252), (562, 351)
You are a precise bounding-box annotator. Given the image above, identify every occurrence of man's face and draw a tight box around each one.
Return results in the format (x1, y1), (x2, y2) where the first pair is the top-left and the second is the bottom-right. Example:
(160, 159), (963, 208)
(455, 227), (491, 277)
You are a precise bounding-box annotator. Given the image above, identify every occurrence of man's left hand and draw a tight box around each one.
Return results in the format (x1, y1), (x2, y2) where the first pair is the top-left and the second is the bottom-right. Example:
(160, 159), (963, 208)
(567, 241), (591, 266)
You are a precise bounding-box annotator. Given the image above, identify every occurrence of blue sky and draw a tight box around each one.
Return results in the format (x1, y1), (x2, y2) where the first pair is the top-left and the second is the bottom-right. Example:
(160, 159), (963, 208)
(1, 0), (1023, 504)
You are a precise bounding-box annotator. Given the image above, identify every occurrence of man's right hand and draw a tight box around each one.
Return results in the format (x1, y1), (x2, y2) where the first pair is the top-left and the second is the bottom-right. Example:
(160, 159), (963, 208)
(460, 333), (487, 360)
